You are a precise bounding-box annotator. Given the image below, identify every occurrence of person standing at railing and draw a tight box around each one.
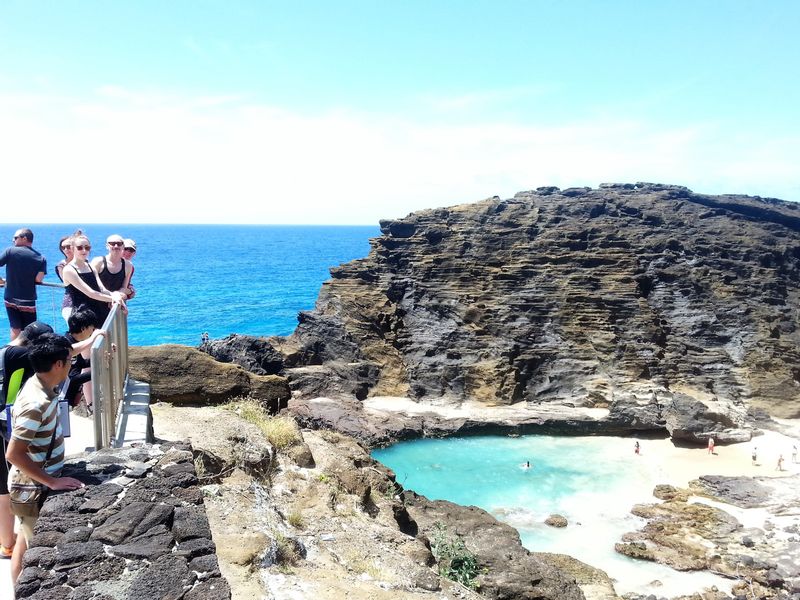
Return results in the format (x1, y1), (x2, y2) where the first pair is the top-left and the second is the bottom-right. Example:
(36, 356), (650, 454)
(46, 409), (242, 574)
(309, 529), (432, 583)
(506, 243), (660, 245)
(0, 228), (47, 341)
(6, 333), (84, 585)
(55, 231), (83, 324)
(62, 235), (126, 329)
(91, 234), (133, 323)
(0, 321), (54, 560)
(122, 238), (137, 299)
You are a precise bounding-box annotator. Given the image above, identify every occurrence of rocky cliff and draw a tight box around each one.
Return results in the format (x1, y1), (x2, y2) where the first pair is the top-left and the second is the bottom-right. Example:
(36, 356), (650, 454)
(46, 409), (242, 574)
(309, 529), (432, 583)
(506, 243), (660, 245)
(270, 183), (800, 441)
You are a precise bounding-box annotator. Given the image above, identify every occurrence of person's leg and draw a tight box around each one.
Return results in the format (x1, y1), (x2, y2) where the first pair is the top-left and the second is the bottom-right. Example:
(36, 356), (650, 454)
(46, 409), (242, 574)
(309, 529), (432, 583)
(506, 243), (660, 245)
(81, 367), (94, 408)
(10, 515), (35, 583)
(6, 306), (21, 341)
(0, 437), (15, 553)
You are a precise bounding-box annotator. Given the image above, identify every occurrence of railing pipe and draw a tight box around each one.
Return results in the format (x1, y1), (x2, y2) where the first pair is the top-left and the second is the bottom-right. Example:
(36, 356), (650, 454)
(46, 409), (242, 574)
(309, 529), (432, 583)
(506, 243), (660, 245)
(90, 303), (128, 449)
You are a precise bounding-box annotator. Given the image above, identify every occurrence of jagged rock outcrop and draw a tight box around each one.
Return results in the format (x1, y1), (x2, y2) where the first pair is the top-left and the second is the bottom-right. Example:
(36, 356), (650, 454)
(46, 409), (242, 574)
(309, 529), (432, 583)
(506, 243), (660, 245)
(271, 183), (800, 443)
(199, 334), (284, 375)
(129, 345), (290, 412)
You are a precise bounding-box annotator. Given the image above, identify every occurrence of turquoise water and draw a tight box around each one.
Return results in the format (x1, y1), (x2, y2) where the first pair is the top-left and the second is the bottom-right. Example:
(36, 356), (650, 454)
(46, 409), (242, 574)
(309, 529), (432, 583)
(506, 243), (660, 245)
(372, 435), (651, 521)
(373, 435), (733, 596)
(0, 224), (378, 345)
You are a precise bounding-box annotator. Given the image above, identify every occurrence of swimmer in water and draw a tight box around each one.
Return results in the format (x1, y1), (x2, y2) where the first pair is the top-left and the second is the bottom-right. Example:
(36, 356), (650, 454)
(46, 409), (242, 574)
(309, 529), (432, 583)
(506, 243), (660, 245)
(520, 461), (531, 469)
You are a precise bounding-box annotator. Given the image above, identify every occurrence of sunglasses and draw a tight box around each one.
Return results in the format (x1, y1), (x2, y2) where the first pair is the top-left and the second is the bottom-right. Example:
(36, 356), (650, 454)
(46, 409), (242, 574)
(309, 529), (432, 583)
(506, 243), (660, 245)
(124, 247), (136, 252)
(75, 245), (91, 251)
(108, 241), (124, 247)
(61, 245), (71, 250)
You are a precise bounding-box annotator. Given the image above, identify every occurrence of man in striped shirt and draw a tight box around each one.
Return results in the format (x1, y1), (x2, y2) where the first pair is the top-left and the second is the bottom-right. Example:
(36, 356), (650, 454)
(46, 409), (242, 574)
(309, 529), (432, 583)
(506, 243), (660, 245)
(6, 333), (83, 584)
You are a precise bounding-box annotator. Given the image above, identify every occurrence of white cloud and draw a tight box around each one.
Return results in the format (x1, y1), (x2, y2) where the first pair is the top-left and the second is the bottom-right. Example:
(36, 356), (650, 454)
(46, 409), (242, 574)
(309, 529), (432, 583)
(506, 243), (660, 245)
(0, 88), (798, 224)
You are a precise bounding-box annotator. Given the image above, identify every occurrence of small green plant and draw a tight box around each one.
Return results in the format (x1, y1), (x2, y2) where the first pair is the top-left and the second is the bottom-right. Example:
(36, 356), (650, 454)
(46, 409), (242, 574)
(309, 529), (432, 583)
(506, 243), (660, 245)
(316, 473), (330, 483)
(430, 523), (480, 590)
(226, 398), (301, 449)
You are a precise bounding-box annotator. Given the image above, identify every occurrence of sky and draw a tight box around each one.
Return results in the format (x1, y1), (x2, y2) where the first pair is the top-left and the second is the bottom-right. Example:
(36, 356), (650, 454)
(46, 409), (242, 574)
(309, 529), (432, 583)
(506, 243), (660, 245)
(1, 0), (798, 225)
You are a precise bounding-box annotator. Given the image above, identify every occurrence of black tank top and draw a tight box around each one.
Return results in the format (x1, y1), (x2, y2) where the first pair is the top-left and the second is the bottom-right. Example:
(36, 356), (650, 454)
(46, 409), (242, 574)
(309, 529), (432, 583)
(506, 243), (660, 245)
(66, 264), (108, 325)
(99, 257), (127, 292)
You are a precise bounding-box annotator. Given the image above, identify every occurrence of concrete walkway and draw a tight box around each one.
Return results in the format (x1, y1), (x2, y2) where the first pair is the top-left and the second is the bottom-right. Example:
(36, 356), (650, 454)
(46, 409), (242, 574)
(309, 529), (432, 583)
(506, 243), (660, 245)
(1, 412), (96, 598)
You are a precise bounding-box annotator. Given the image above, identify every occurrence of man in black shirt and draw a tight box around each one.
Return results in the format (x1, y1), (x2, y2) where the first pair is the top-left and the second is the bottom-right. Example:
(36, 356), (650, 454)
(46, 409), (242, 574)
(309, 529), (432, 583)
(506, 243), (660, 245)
(0, 228), (47, 340)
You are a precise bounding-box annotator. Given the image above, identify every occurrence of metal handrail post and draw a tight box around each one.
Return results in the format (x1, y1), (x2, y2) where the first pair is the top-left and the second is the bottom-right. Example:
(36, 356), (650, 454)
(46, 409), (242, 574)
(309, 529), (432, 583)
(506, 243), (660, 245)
(90, 303), (128, 450)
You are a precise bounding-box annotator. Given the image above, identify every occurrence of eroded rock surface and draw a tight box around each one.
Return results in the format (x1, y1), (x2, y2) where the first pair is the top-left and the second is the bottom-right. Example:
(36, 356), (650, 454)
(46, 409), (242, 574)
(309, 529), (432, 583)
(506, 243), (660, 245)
(129, 344), (290, 412)
(271, 184), (800, 443)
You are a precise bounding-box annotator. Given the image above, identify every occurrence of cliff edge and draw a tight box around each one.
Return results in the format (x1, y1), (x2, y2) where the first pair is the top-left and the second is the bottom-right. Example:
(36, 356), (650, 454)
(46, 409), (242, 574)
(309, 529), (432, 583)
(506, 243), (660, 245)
(269, 183), (800, 443)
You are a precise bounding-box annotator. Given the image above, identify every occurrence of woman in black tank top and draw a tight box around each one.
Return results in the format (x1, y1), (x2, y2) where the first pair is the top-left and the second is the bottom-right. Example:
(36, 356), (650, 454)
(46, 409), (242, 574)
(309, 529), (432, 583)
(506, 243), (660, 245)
(61, 235), (127, 328)
(92, 234), (132, 298)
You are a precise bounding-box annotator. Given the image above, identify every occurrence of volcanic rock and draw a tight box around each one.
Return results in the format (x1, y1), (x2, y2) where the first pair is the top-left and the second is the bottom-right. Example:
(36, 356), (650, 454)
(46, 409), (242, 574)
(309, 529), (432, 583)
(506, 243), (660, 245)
(129, 345), (290, 412)
(274, 184), (800, 443)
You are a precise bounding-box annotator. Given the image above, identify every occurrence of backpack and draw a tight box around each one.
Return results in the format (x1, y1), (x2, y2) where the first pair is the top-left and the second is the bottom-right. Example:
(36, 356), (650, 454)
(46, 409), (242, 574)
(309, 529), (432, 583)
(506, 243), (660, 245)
(1, 346), (26, 438)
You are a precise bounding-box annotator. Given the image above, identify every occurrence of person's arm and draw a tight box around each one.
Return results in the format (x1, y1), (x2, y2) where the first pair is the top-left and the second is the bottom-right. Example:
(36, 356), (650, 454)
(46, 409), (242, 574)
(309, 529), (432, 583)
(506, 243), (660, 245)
(62, 265), (117, 304)
(71, 330), (106, 355)
(35, 271), (45, 283)
(6, 438), (83, 491)
(121, 261), (133, 298)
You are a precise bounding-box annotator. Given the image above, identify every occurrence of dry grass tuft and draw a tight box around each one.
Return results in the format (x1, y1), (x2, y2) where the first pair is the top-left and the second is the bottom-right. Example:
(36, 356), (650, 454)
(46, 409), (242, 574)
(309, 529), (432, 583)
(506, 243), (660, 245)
(226, 398), (301, 449)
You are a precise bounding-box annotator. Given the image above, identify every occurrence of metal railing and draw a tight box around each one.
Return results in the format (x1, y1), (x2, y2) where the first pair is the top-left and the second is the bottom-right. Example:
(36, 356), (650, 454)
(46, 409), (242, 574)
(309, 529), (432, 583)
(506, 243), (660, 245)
(91, 303), (129, 449)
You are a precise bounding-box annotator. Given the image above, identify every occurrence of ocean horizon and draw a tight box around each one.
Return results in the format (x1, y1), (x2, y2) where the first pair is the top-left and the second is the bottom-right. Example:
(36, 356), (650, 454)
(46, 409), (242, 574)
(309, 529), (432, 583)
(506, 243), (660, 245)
(0, 224), (380, 345)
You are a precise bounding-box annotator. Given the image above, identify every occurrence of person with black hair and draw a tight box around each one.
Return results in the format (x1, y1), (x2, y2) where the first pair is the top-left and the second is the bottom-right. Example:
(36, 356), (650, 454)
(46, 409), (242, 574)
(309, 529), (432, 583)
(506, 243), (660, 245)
(6, 333), (84, 584)
(0, 321), (54, 559)
(64, 307), (105, 408)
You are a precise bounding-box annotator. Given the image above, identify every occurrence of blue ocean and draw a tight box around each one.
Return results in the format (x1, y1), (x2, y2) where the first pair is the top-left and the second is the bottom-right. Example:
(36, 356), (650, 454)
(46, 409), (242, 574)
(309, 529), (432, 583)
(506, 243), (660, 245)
(0, 224), (379, 345)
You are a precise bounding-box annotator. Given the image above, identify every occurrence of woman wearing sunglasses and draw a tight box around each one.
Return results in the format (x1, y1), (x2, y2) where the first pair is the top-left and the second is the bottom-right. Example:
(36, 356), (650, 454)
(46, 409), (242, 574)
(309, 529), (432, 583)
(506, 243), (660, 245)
(91, 234), (134, 305)
(55, 230), (83, 323)
(62, 235), (126, 328)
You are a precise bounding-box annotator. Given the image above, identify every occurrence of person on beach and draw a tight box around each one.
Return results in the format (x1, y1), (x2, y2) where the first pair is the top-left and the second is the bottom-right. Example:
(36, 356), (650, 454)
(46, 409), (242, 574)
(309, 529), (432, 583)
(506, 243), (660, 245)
(6, 333), (85, 584)
(0, 229), (47, 340)
(708, 436), (715, 455)
(0, 321), (54, 560)
(752, 447), (758, 466)
(91, 234), (133, 316)
(776, 454), (784, 471)
(634, 441), (640, 455)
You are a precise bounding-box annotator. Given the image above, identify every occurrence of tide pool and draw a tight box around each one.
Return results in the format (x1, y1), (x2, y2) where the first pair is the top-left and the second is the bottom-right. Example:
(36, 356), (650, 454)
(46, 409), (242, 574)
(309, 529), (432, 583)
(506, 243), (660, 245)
(373, 435), (733, 597)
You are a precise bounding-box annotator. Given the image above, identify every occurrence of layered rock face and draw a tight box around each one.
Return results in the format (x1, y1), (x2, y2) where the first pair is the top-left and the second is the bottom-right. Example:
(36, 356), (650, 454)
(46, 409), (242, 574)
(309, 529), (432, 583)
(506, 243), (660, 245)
(274, 183), (800, 436)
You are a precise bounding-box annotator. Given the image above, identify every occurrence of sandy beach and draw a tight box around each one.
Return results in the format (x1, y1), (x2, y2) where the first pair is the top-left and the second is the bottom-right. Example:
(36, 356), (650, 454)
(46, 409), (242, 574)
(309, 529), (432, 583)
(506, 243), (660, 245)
(636, 422), (800, 488)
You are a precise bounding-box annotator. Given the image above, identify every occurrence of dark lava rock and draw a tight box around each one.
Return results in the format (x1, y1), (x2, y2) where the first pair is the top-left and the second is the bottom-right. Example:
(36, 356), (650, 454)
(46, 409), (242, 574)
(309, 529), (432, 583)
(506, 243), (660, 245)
(53, 541), (105, 570)
(22, 546), (56, 569)
(189, 553), (221, 576)
(125, 554), (193, 600)
(199, 333), (284, 376)
(696, 475), (772, 508)
(90, 502), (153, 544)
(184, 577), (232, 600)
(111, 524), (175, 560)
(15, 566), (45, 596)
(173, 505), (213, 542)
(65, 555), (126, 587)
(62, 526), (93, 543)
(131, 503), (174, 536)
(175, 537), (216, 560)
(79, 494), (117, 513)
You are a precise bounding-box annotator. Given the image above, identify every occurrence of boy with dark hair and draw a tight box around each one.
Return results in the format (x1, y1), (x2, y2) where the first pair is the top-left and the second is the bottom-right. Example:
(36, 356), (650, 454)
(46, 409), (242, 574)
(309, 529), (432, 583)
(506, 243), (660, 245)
(0, 320), (54, 559)
(6, 333), (84, 584)
(64, 307), (104, 408)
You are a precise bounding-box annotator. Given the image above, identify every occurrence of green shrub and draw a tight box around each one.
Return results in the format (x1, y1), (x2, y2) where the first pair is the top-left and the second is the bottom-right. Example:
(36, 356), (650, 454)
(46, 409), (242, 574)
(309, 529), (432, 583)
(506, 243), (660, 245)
(430, 522), (480, 590)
